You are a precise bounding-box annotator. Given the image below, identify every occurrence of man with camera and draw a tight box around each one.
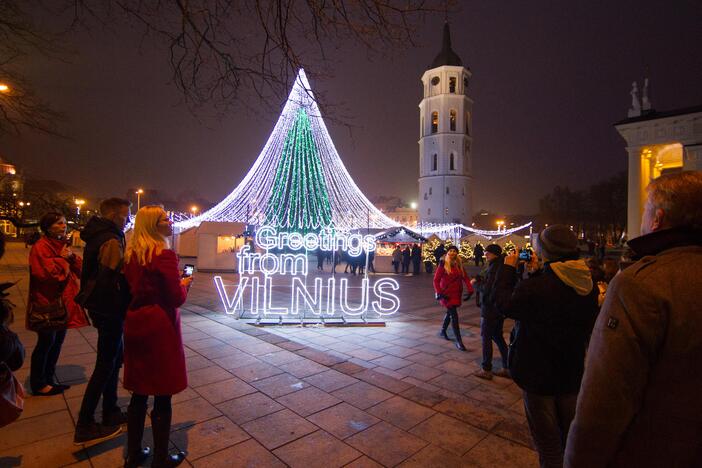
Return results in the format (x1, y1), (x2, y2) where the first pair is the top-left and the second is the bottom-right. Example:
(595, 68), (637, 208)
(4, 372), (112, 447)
(565, 171), (702, 467)
(471, 244), (510, 380)
(492, 225), (598, 468)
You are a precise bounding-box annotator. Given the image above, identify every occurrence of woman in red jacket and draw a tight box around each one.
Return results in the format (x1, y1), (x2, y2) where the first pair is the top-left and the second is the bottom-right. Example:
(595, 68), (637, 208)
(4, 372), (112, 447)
(27, 212), (89, 395)
(122, 205), (191, 468)
(433, 245), (473, 351)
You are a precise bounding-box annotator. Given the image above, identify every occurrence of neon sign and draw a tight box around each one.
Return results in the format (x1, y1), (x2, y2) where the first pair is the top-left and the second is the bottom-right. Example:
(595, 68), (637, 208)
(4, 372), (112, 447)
(214, 226), (400, 321)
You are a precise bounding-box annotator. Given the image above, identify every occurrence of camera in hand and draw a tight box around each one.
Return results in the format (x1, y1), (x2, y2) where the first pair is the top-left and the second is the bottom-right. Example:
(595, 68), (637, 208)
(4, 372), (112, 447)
(182, 264), (195, 278)
(518, 249), (532, 262)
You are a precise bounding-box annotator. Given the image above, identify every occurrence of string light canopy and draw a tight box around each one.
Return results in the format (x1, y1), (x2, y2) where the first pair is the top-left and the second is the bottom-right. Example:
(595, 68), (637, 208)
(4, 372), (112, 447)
(416, 222), (533, 240)
(175, 69), (398, 232)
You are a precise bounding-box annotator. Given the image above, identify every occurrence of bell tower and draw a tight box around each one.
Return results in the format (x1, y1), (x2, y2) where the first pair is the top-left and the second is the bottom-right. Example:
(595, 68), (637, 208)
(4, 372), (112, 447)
(418, 22), (473, 225)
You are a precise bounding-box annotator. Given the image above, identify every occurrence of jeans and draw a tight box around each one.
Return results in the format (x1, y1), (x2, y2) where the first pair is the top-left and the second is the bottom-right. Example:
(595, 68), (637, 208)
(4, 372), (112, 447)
(30, 329), (67, 392)
(402, 261), (409, 273)
(480, 317), (508, 371)
(77, 319), (124, 424)
(523, 392), (578, 468)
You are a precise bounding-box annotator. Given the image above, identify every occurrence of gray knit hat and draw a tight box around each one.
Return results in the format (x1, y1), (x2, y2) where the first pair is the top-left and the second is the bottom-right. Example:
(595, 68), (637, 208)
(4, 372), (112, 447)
(485, 244), (502, 256)
(537, 225), (579, 260)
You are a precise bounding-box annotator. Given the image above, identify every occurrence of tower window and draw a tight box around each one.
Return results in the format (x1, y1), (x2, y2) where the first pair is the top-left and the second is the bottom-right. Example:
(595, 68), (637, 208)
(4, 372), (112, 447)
(429, 187), (433, 195)
(428, 208), (431, 215)
(424, 193), (428, 200)
(432, 154), (437, 171)
(462, 187), (465, 196)
(450, 153), (455, 171)
(449, 77), (456, 93)
(431, 112), (438, 133)
(446, 187), (450, 194)
(465, 112), (470, 135)
(431, 76), (440, 86)
(450, 110), (456, 132)
(463, 76), (469, 92)
(445, 207), (449, 216)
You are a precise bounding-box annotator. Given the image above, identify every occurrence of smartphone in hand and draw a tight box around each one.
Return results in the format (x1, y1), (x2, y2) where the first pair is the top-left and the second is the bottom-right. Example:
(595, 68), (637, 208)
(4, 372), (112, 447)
(182, 264), (195, 278)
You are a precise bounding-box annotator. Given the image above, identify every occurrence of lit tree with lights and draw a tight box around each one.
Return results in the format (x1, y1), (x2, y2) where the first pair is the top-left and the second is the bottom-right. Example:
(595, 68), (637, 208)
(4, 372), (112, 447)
(176, 69), (398, 231)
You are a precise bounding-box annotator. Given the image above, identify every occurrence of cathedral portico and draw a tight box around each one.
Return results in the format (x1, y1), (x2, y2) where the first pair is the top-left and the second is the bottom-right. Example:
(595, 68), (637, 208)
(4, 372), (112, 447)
(616, 95), (702, 238)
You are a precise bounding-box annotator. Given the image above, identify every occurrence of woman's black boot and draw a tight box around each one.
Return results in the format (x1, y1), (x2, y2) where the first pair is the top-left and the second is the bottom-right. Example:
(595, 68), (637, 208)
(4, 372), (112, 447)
(450, 312), (467, 351)
(439, 312), (452, 341)
(124, 402), (151, 467)
(150, 410), (185, 467)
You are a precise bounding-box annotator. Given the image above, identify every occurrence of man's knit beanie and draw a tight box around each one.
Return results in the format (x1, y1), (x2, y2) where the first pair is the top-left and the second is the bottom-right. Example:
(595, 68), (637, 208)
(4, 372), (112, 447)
(538, 225), (579, 261)
(485, 244), (502, 256)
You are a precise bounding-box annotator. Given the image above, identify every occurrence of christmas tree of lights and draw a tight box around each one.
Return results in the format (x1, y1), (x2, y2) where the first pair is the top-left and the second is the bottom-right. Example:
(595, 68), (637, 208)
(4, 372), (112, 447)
(175, 69), (397, 231)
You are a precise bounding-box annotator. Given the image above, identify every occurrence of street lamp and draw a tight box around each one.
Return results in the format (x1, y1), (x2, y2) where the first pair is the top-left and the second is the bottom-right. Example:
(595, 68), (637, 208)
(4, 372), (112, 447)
(0, 84), (9, 93)
(410, 202), (417, 210)
(190, 205), (199, 216)
(136, 188), (144, 210)
(496, 220), (505, 232)
(75, 199), (86, 215)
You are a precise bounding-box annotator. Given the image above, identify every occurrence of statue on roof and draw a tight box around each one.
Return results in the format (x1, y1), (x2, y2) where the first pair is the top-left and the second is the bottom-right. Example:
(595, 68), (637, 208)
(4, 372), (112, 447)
(628, 81), (642, 118)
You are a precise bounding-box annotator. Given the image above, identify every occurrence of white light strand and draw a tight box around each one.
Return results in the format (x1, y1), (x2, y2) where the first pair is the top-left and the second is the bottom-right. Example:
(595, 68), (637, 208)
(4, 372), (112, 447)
(175, 69), (398, 231)
(416, 221), (533, 238)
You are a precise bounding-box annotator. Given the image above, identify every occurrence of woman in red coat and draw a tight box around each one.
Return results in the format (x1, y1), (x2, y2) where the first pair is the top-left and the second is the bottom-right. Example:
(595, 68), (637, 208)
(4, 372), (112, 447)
(433, 245), (473, 351)
(122, 205), (191, 468)
(27, 212), (89, 395)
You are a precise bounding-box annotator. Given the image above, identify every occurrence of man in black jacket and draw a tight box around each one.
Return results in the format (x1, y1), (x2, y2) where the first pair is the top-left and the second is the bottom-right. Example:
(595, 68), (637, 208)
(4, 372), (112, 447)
(74, 198), (132, 445)
(472, 244), (510, 380)
(493, 225), (598, 468)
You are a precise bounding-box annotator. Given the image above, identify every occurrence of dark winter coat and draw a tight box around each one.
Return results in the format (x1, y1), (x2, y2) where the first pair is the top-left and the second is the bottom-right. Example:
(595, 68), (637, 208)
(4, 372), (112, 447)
(433, 263), (474, 308)
(565, 227), (702, 468)
(474, 255), (504, 319)
(123, 249), (188, 395)
(76, 216), (130, 324)
(27, 236), (89, 331)
(493, 262), (598, 395)
(402, 248), (411, 264)
(0, 325), (24, 371)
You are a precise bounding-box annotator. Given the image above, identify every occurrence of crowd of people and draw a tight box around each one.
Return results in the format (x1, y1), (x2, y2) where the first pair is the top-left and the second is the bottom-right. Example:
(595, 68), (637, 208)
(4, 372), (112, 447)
(1, 199), (191, 467)
(431, 171), (702, 467)
(0, 171), (700, 467)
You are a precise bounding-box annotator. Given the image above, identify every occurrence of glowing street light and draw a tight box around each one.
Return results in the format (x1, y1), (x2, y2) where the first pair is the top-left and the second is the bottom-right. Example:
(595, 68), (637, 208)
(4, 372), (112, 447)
(75, 199), (86, 215)
(0, 84), (9, 93)
(496, 220), (505, 232)
(136, 188), (144, 210)
(190, 205), (199, 215)
(410, 202), (417, 210)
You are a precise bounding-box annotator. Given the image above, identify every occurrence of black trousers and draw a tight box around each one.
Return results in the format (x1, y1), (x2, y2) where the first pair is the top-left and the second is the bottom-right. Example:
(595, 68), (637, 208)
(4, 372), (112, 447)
(77, 319), (124, 423)
(442, 307), (463, 342)
(30, 329), (67, 392)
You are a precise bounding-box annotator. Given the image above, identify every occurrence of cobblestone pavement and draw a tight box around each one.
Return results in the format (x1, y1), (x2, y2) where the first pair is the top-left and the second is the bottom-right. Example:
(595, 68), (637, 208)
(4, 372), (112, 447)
(0, 243), (538, 467)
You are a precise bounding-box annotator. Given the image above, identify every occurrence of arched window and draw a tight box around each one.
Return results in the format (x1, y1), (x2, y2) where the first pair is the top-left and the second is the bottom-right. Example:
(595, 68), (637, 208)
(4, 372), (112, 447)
(446, 187), (450, 194)
(465, 112), (470, 135)
(463, 76), (469, 92)
(431, 112), (438, 133)
(449, 77), (456, 93)
(428, 208), (431, 215)
(424, 193), (428, 200)
(450, 110), (456, 131)
(429, 187), (433, 195)
(449, 153), (455, 171)
(432, 154), (437, 171)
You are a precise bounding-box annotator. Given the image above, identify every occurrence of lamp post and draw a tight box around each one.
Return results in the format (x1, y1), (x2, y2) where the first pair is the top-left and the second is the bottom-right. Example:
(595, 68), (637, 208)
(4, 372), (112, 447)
(136, 188), (144, 210)
(75, 199), (85, 216)
(190, 205), (199, 217)
(496, 220), (505, 233)
(0, 84), (9, 93)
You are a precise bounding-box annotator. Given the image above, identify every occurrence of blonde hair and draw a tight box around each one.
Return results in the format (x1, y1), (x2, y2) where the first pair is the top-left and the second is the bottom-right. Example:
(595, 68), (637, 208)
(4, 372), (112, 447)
(443, 253), (463, 275)
(126, 205), (168, 266)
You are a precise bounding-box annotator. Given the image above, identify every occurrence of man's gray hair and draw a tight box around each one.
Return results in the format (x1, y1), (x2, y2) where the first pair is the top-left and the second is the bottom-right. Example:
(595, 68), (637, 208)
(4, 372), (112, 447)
(647, 171), (702, 230)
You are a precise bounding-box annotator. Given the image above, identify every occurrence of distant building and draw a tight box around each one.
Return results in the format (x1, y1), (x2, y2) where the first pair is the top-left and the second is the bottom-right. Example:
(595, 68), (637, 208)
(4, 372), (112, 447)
(384, 206), (418, 227)
(418, 22), (473, 225)
(615, 81), (702, 238)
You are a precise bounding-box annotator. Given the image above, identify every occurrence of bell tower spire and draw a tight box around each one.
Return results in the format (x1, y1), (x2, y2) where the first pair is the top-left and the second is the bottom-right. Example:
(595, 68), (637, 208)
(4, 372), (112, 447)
(418, 23), (473, 225)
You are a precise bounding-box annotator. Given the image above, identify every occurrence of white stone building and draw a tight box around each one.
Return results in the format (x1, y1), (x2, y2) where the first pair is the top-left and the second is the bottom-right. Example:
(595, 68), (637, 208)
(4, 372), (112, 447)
(615, 81), (702, 238)
(418, 23), (473, 225)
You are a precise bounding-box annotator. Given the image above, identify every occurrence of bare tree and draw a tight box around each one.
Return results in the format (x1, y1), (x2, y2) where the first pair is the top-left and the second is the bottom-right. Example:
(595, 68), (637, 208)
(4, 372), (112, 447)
(1, 0), (447, 135)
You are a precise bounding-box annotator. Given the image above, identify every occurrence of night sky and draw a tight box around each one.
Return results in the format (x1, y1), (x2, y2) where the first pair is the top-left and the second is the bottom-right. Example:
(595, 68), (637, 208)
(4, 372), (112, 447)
(3, 1), (702, 215)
